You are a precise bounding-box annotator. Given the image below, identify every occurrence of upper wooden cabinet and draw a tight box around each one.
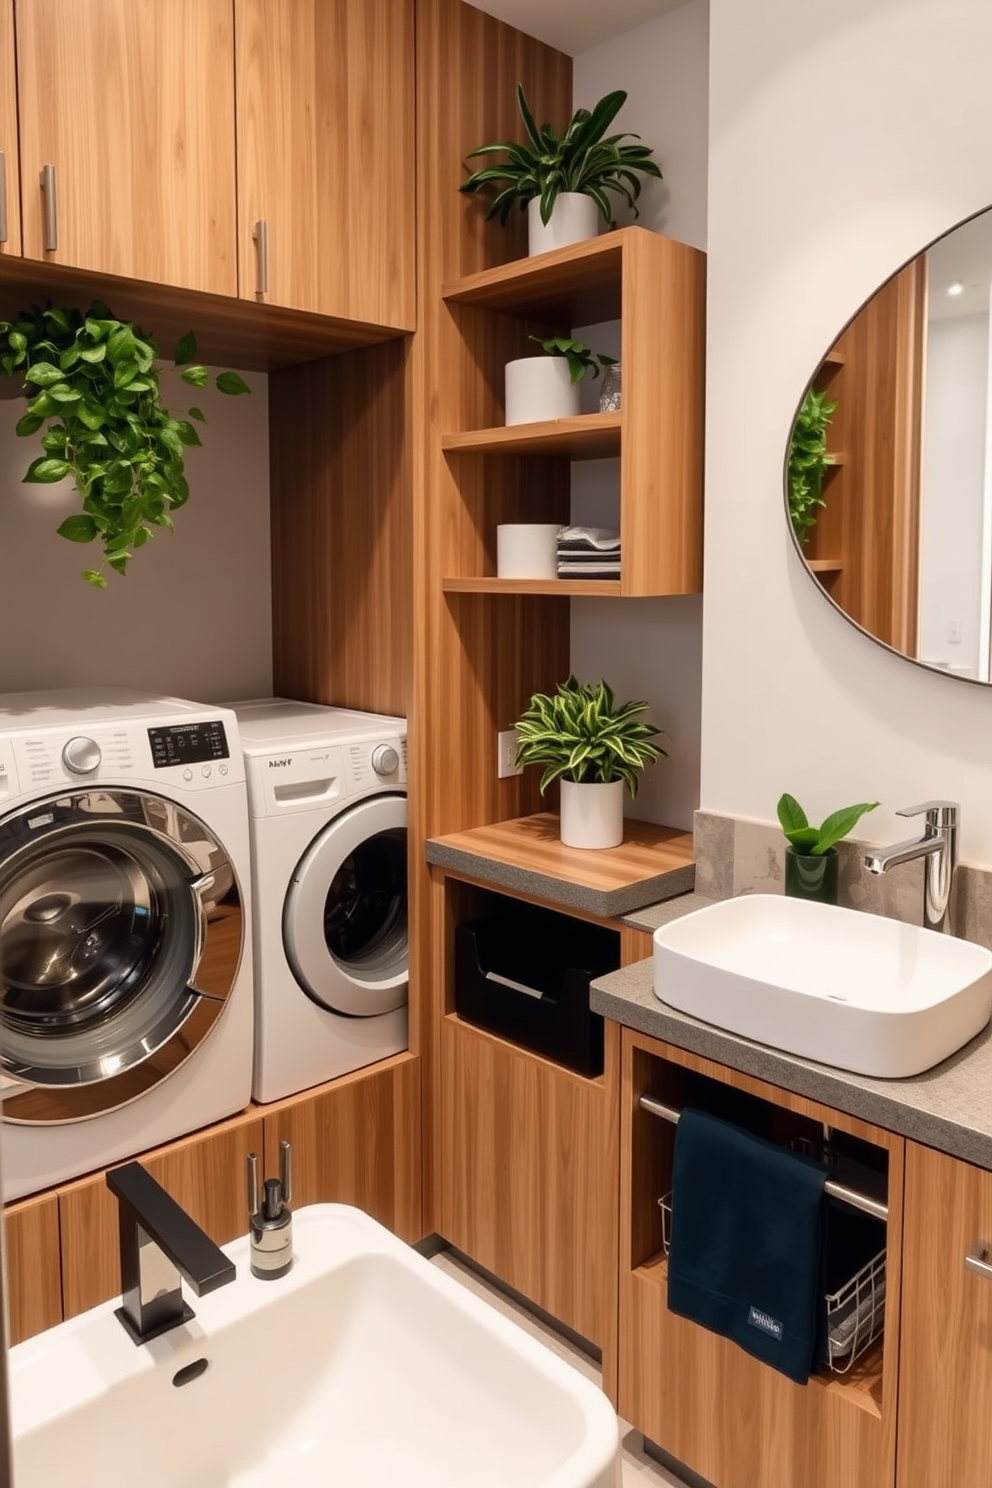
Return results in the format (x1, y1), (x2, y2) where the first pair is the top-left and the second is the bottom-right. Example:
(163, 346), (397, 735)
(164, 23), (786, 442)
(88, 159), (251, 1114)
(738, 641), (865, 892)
(235, 0), (415, 330)
(15, 0), (238, 295)
(0, 0), (20, 256)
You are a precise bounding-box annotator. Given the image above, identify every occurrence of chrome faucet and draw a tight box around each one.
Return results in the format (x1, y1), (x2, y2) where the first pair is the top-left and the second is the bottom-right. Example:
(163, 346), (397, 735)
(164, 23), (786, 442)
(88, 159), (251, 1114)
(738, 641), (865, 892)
(106, 1161), (236, 1345)
(863, 801), (959, 934)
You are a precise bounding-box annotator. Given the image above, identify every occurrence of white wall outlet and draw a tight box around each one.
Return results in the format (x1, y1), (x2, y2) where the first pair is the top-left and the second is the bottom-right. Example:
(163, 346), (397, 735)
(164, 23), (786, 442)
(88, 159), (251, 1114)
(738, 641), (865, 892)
(497, 728), (523, 779)
(948, 619), (963, 645)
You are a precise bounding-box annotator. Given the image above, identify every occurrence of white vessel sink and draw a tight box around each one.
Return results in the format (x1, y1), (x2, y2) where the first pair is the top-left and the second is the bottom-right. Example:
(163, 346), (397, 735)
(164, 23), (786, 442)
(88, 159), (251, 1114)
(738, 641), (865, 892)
(10, 1204), (620, 1488)
(653, 894), (992, 1078)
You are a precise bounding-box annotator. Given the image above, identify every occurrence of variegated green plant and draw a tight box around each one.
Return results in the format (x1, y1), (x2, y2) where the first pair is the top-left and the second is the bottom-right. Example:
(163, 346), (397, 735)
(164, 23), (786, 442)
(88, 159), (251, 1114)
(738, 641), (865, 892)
(459, 84), (662, 229)
(514, 676), (667, 796)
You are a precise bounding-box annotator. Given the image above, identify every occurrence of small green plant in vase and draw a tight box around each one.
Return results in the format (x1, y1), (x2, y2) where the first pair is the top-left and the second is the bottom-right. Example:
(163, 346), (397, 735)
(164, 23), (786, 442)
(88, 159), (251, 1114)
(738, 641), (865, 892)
(530, 336), (616, 384)
(505, 336), (615, 425)
(777, 793), (879, 904)
(515, 676), (667, 850)
(460, 84), (662, 256)
(0, 301), (250, 588)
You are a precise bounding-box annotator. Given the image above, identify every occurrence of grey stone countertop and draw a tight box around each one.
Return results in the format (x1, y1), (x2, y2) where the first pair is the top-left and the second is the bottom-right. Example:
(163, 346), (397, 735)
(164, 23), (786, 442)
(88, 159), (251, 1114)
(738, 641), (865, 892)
(595, 892), (992, 1171)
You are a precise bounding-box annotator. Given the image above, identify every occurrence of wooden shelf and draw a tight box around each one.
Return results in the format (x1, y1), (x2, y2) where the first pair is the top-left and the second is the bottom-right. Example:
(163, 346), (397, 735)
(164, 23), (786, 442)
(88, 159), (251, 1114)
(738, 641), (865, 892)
(427, 812), (694, 917)
(807, 558), (844, 575)
(442, 576), (621, 596)
(0, 256), (409, 373)
(441, 228), (629, 323)
(821, 349), (846, 368)
(631, 1254), (883, 1418)
(441, 413), (621, 460)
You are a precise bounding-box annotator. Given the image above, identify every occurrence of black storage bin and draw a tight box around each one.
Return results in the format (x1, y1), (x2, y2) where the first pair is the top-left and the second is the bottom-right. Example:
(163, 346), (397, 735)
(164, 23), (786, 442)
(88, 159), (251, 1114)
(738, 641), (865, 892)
(454, 899), (620, 1076)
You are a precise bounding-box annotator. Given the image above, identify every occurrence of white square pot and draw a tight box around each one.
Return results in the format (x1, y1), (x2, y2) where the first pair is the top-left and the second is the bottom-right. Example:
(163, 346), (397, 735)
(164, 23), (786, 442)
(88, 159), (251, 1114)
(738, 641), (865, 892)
(504, 356), (581, 426)
(527, 193), (601, 257)
(559, 779), (625, 850)
(496, 524), (562, 579)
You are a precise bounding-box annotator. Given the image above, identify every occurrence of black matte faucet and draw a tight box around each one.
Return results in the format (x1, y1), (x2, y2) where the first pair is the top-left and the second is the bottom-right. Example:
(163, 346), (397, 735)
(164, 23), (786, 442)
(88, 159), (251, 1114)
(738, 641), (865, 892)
(106, 1161), (236, 1345)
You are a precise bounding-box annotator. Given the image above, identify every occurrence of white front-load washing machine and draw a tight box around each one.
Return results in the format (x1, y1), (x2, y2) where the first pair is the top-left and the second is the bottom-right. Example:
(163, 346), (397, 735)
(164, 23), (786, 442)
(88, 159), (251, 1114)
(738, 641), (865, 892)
(0, 687), (254, 1200)
(233, 698), (408, 1104)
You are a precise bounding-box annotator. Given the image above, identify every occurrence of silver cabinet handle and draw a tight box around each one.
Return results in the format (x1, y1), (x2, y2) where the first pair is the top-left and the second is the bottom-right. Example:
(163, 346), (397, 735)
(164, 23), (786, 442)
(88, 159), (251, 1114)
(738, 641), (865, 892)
(40, 163), (57, 251)
(965, 1242), (992, 1280)
(0, 150), (7, 244)
(252, 218), (268, 294)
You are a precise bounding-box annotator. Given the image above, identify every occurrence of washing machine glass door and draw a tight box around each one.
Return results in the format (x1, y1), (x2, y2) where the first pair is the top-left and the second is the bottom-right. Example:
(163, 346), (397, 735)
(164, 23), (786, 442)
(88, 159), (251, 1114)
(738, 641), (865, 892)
(0, 789), (244, 1124)
(283, 793), (407, 1017)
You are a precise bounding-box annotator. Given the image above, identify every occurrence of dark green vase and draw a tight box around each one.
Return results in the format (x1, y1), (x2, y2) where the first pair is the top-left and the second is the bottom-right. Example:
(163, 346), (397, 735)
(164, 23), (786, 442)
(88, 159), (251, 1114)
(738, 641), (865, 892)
(784, 845), (839, 905)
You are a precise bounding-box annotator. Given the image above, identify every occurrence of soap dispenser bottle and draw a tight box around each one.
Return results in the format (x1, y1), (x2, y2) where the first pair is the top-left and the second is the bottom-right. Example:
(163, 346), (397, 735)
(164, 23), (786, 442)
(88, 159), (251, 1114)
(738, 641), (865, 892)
(247, 1139), (293, 1280)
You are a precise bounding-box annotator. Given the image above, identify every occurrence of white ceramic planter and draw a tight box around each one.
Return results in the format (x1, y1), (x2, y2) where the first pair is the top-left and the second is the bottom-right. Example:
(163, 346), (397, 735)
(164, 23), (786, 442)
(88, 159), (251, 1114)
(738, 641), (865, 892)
(504, 356), (581, 426)
(496, 523), (562, 579)
(559, 779), (624, 850)
(527, 193), (600, 257)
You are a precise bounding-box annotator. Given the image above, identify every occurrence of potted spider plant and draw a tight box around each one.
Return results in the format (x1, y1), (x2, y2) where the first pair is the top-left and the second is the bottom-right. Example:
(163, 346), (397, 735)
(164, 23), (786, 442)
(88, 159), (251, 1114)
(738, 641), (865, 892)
(776, 793), (879, 904)
(515, 676), (667, 849)
(505, 335), (616, 426)
(0, 301), (250, 588)
(460, 85), (662, 257)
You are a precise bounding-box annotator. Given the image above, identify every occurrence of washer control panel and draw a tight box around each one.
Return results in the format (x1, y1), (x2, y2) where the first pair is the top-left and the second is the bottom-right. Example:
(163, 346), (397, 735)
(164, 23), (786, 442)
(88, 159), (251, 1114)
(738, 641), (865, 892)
(247, 732), (407, 817)
(6, 713), (244, 795)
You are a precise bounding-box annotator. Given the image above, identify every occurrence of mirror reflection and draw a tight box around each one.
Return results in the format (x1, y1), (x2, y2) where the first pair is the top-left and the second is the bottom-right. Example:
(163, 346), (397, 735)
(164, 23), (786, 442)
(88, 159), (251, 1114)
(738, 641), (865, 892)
(789, 205), (992, 682)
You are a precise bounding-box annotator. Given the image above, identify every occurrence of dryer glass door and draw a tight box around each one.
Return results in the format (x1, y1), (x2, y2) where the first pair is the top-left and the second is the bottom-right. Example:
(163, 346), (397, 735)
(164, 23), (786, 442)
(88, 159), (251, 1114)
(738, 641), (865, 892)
(284, 793), (407, 1017)
(0, 789), (243, 1124)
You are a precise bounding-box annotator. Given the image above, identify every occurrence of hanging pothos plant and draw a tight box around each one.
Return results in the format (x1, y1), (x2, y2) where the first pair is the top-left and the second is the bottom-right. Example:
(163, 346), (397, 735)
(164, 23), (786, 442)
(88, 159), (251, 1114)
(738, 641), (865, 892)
(787, 387), (837, 545)
(0, 301), (250, 587)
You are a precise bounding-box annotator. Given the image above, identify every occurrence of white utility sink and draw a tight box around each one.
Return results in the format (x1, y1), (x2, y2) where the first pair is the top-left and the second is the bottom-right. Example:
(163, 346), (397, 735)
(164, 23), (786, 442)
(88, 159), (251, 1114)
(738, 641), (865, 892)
(10, 1204), (620, 1488)
(653, 894), (992, 1078)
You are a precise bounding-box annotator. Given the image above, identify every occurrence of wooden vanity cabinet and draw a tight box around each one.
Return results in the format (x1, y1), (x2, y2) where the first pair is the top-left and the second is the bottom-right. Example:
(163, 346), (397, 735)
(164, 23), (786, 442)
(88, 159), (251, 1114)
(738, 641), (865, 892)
(897, 1141), (992, 1487)
(234, 0), (415, 329)
(3, 1192), (61, 1345)
(15, 0), (238, 295)
(0, 0), (20, 257)
(619, 1028), (904, 1488)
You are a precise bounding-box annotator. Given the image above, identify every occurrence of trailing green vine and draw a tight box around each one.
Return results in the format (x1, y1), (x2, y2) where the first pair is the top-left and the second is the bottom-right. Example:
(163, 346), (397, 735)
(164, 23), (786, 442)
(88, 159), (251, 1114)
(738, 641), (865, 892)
(0, 301), (249, 587)
(787, 387), (837, 545)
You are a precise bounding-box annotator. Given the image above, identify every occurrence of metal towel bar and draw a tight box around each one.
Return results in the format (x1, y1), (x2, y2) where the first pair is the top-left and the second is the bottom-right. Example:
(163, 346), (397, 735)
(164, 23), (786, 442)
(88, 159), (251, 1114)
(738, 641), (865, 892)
(638, 1094), (888, 1221)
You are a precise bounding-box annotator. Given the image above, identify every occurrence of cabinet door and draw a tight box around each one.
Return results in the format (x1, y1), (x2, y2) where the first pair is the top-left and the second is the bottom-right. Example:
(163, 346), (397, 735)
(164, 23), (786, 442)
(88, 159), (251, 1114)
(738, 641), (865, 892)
(58, 1110), (263, 1319)
(898, 1142), (992, 1487)
(0, 0), (19, 256)
(235, 0), (415, 329)
(16, 0), (237, 294)
(3, 1193), (61, 1345)
(261, 1053), (422, 1243)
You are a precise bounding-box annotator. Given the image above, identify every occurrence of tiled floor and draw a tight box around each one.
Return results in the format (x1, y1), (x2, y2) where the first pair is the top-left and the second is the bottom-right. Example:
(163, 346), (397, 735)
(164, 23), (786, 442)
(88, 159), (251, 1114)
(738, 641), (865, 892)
(430, 1248), (697, 1488)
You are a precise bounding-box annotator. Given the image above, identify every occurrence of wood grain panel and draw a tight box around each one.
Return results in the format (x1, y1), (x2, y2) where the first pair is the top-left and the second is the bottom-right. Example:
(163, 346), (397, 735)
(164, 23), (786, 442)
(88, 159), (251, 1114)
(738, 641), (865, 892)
(235, 0), (414, 329)
(270, 338), (413, 718)
(0, 256), (408, 370)
(897, 1141), (992, 1488)
(440, 1014), (617, 1349)
(58, 1108), (263, 1319)
(0, 0), (20, 256)
(809, 260), (925, 651)
(3, 1192), (61, 1345)
(442, 576), (621, 596)
(430, 813), (693, 895)
(260, 1053), (421, 1244)
(619, 1029), (903, 1488)
(621, 229), (706, 597)
(412, 0), (571, 1231)
(16, 0), (237, 294)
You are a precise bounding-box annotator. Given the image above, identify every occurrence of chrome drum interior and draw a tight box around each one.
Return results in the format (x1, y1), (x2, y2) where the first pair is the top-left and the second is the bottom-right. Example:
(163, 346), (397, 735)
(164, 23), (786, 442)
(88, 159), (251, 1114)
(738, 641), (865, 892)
(0, 789), (244, 1124)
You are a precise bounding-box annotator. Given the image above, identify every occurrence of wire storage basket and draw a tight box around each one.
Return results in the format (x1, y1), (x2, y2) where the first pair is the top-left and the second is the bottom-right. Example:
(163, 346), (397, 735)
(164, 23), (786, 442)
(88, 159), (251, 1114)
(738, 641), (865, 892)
(657, 1191), (886, 1375)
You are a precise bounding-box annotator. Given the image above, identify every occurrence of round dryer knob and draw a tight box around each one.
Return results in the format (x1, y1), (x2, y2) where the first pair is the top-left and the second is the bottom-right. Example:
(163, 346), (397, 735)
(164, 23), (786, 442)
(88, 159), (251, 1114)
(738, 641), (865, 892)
(62, 736), (102, 775)
(371, 744), (399, 777)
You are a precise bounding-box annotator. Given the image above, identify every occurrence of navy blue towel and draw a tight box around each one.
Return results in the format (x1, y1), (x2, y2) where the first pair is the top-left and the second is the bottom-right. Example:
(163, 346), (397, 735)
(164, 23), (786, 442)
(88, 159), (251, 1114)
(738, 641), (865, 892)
(667, 1108), (828, 1384)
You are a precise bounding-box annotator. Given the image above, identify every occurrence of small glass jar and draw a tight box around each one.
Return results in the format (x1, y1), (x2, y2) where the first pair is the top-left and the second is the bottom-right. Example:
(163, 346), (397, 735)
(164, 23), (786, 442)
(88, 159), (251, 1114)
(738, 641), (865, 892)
(598, 363), (622, 413)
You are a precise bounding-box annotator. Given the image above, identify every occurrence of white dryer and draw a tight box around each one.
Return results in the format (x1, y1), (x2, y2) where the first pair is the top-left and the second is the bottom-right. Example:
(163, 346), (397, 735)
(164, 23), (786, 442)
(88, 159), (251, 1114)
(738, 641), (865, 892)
(233, 698), (409, 1104)
(0, 687), (254, 1201)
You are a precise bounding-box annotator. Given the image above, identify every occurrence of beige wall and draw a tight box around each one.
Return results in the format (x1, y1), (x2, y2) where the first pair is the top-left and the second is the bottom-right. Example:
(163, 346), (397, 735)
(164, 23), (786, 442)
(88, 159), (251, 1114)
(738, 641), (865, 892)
(0, 368), (272, 704)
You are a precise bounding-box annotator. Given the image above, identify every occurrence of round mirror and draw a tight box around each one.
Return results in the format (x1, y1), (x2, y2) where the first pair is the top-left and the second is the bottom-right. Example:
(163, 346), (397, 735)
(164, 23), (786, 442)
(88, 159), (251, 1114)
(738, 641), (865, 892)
(788, 204), (992, 682)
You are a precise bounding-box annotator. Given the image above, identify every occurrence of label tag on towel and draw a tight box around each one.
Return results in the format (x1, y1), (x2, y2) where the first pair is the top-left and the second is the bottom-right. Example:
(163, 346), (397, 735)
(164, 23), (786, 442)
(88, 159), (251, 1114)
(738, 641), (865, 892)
(747, 1306), (784, 1342)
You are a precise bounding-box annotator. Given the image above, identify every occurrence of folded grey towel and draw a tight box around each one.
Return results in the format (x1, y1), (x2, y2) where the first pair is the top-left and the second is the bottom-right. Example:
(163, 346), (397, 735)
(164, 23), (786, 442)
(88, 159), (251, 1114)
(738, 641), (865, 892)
(556, 561), (621, 577)
(556, 525), (621, 552)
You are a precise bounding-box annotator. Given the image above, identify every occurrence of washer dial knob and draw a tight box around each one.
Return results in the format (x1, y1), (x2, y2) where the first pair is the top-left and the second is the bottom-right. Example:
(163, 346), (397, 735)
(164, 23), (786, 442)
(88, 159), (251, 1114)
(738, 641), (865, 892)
(371, 744), (399, 777)
(62, 736), (102, 775)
